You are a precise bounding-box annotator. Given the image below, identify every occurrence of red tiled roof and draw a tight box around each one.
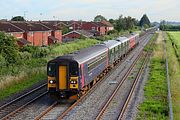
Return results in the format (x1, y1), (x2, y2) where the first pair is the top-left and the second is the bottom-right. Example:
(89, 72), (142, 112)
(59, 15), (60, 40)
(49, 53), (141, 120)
(10, 21), (51, 32)
(40, 21), (64, 30)
(18, 38), (31, 45)
(0, 22), (24, 32)
(101, 20), (114, 27)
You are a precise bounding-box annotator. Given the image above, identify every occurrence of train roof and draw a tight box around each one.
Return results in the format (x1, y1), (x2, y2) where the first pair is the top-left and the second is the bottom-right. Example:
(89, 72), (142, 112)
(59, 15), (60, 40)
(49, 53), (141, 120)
(116, 36), (129, 43)
(102, 40), (121, 49)
(53, 44), (108, 64)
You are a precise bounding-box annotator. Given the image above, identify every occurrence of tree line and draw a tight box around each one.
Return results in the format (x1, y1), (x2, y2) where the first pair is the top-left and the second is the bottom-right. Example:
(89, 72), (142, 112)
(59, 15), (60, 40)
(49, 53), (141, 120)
(94, 14), (151, 32)
(160, 20), (180, 31)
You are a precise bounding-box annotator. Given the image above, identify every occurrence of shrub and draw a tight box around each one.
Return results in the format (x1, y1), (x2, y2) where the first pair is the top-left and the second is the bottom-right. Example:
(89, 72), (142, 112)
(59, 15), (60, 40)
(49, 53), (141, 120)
(21, 45), (50, 58)
(0, 54), (6, 67)
(0, 32), (20, 65)
(107, 30), (118, 35)
(19, 52), (32, 61)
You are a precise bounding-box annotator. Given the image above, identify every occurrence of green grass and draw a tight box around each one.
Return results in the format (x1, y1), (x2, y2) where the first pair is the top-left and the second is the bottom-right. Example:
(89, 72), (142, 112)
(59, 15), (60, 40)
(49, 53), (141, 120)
(137, 32), (168, 120)
(168, 32), (180, 61)
(0, 68), (46, 100)
(166, 32), (180, 120)
(51, 38), (99, 55)
(143, 33), (158, 52)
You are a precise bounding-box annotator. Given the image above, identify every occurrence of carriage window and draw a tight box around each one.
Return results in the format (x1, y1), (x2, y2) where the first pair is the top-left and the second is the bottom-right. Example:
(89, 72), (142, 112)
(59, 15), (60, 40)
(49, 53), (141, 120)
(88, 53), (106, 71)
(48, 63), (56, 77)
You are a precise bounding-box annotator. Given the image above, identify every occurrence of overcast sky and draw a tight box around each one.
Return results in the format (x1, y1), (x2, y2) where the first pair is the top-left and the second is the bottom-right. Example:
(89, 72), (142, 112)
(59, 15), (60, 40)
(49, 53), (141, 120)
(0, 0), (180, 22)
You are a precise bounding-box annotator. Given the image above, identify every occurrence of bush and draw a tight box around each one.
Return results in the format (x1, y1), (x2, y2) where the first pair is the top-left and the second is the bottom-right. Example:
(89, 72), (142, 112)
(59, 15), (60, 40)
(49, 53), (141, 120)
(19, 52), (32, 61)
(24, 58), (47, 68)
(0, 32), (20, 65)
(107, 30), (118, 35)
(0, 54), (6, 67)
(21, 45), (50, 58)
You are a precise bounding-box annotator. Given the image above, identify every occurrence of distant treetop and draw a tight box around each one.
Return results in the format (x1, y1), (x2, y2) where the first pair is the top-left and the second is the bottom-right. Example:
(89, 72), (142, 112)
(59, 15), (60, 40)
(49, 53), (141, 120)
(11, 16), (25, 21)
(94, 15), (107, 22)
(139, 14), (151, 28)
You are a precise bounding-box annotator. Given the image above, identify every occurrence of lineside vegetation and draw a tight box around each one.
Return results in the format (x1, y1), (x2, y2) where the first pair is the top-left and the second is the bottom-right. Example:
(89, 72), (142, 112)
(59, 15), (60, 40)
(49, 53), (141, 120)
(137, 32), (168, 119)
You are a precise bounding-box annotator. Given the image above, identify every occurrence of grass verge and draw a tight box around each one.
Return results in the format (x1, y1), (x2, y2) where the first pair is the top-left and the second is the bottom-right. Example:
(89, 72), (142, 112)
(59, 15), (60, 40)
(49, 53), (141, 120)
(0, 68), (46, 100)
(137, 32), (168, 120)
(166, 32), (180, 120)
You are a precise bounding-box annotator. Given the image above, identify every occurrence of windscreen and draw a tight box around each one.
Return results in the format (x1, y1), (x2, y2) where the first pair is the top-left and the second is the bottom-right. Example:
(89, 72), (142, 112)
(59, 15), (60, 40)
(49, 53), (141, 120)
(48, 62), (56, 77)
(70, 62), (78, 76)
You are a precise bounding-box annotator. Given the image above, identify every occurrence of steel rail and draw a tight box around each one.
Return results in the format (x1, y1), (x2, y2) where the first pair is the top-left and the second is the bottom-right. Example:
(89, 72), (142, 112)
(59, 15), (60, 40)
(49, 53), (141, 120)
(118, 32), (156, 119)
(0, 83), (47, 110)
(95, 51), (144, 120)
(118, 49), (150, 119)
(1, 92), (48, 120)
(34, 102), (58, 120)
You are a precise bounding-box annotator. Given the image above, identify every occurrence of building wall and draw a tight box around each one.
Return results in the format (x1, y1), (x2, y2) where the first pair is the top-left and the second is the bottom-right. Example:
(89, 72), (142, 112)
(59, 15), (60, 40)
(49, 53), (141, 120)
(99, 26), (106, 35)
(81, 23), (98, 31)
(54, 30), (62, 42)
(26, 31), (51, 46)
(27, 32), (34, 46)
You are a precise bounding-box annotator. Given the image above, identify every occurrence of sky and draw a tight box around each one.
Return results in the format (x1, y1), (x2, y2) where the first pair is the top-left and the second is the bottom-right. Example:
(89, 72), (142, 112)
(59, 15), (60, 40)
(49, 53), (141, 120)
(0, 0), (180, 22)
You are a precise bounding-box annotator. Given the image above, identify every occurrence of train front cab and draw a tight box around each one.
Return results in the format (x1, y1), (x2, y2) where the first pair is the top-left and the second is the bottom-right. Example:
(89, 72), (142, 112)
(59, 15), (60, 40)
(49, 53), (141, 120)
(47, 60), (79, 99)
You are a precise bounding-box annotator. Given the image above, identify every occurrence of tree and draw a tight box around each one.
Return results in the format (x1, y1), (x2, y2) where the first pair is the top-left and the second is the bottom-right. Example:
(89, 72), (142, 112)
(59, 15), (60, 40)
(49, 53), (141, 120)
(109, 19), (115, 25)
(0, 32), (20, 65)
(139, 14), (151, 27)
(160, 20), (166, 30)
(94, 15), (107, 22)
(115, 15), (125, 32)
(11, 16), (25, 21)
(60, 25), (71, 35)
(124, 16), (136, 30)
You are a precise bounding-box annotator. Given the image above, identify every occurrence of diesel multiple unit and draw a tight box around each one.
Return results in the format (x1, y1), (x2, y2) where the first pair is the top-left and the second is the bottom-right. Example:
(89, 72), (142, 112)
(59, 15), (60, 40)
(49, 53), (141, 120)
(47, 33), (139, 99)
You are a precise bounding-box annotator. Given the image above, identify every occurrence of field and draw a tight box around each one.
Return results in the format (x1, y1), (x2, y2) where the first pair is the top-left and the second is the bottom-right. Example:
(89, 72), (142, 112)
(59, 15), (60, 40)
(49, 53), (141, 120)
(137, 32), (168, 119)
(168, 32), (180, 60)
(167, 31), (180, 120)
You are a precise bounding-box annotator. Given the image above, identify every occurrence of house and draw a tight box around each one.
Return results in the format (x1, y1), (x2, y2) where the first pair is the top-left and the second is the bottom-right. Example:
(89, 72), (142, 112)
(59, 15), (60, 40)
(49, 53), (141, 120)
(0, 21), (31, 47)
(0, 21), (24, 38)
(81, 22), (106, 36)
(101, 20), (114, 32)
(40, 21), (63, 44)
(61, 21), (82, 30)
(10, 21), (52, 46)
(62, 30), (94, 42)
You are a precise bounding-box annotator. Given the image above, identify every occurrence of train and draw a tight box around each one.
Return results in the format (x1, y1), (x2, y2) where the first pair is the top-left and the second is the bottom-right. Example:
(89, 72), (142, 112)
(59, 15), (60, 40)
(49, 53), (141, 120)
(47, 33), (139, 100)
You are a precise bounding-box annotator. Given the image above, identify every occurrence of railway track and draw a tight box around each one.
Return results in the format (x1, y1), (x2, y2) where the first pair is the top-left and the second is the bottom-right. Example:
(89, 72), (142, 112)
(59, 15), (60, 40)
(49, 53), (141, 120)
(55, 33), (153, 120)
(0, 83), (47, 120)
(96, 33), (155, 120)
(0, 32), (153, 120)
(34, 101), (73, 120)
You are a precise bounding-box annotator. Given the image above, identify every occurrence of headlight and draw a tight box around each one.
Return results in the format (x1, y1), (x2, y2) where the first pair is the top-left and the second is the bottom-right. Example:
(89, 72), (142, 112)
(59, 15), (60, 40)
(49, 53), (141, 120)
(70, 80), (77, 84)
(71, 80), (74, 84)
(49, 80), (55, 84)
